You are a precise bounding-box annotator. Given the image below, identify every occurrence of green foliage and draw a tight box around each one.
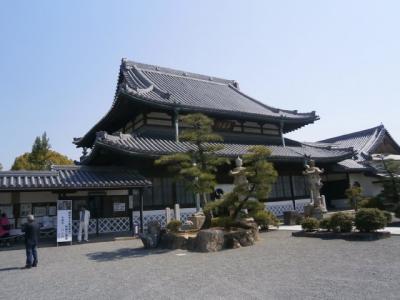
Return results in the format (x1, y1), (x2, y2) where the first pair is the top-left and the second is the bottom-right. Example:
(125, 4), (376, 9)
(11, 132), (73, 170)
(210, 216), (234, 229)
(155, 114), (228, 206)
(295, 214), (304, 225)
(345, 186), (364, 211)
(0, 162), (3, 171)
(355, 208), (387, 232)
(329, 212), (354, 233)
(375, 159), (400, 213)
(358, 197), (385, 210)
(319, 218), (332, 231)
(205, 145), (277, 230)
(224, 146), (277, 219)
(166, 220), (182, 232)
(382, 211), (393, 224)
(301, 217), (320, 231)
(251, 210), (279, 230)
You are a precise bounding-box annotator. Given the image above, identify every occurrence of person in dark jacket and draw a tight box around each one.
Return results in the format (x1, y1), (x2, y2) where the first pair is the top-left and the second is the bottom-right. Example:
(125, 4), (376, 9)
(22, 214), (39, 268)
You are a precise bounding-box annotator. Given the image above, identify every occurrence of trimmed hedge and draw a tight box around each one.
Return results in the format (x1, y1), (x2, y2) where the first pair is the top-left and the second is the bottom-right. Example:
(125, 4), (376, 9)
(329, 212), (354, 233)
(252, 210), (279, 230)
(301, 217), (319, 232)
(319, 218), (333, 231)
(355, 208), (387, 233)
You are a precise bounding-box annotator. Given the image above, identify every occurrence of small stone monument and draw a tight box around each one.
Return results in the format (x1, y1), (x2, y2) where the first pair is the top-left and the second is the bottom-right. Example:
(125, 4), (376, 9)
(303, 159), (328, 219)
(174, 203), (181, 221)
(229, 156), (253, 220)
(165, 207), (172, 224)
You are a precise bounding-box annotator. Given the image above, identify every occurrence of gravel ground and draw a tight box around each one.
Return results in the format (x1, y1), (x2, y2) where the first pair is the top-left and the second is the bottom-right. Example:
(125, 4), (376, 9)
(0, 231), (399, 300)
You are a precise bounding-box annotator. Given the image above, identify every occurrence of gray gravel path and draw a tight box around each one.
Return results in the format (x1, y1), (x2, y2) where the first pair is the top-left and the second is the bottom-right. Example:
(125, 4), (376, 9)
(0, 231), (399, 300)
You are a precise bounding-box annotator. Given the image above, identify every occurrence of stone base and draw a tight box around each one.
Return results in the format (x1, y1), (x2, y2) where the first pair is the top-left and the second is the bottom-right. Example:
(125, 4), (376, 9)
(304, 205), (324, 220)
(189, 229), (225, 252)
(139, 233), (160, 249)
(188, 215), (206, 230)
(158, 225), (259, 252)
(159, 232), (188, 250)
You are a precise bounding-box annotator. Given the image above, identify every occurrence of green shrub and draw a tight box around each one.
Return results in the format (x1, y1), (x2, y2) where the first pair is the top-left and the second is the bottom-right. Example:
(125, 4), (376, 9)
(358, 197), (385, 210)
(329, 212), (354, 233)
(382, 211), (393, 224)
(355, 208), (387, 232)
(301, 217), (319, 232)
(295, 214), (304, 225)
(166, 220), (182, 232)
(210, 216), (233, 229)
(319, 218), (332, 231)
(252, 210), (279, 230)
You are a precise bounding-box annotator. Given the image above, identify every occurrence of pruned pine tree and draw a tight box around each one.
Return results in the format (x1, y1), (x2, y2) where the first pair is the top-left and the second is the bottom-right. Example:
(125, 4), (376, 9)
(155, 113), (228, 208)
(205, 146), (278, 228)
(376, 159), (400, 216)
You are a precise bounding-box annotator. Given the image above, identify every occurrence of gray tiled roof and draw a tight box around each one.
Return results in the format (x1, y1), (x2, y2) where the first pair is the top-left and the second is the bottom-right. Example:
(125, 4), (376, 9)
(0, 166), (151, 191)
(81, 132), (354, 164)
(74, 59), (319, 148)
(121, 60), (317, 121)
(320, 125), (387, 159)
(319, 125), (400, 172)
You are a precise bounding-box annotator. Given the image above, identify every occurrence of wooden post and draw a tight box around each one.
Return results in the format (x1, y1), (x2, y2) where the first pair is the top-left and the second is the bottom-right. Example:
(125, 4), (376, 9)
(289, 175), (296, 210)
(128, 189), (133, 232)
(139, 188), (144, 233)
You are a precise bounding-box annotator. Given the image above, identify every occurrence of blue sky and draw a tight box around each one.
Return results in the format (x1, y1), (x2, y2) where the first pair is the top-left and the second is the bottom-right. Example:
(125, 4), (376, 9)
(1, 1), (399, 170)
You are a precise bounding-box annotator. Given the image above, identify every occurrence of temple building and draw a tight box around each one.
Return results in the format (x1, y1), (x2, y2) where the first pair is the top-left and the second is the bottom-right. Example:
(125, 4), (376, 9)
(0, 59), (370, 235)
(317, 124), (400, 207)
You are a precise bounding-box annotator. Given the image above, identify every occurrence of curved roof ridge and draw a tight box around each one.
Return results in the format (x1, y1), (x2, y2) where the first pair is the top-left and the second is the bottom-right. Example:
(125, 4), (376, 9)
(228, 84), (317, 118)
(129, 64), (172, 100)
(320, 124), (384, 143)
(125, 59), (235, 85)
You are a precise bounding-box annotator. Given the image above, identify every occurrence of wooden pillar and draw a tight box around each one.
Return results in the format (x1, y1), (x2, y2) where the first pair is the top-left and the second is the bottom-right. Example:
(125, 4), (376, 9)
(289, 175), (296, 210)
(128, 188), (133, 232)
(139, 188), (144, 233)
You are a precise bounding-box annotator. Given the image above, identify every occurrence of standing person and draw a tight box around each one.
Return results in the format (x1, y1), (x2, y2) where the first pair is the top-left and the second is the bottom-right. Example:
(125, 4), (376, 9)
(22, 214), (39, 268)
(78, 206), (90, 242)
(0, 213), (11, 237)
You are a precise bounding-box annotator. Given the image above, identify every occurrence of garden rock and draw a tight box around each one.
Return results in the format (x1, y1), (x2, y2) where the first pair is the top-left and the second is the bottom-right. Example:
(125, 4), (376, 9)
(192, 229), (225, 252)
(139, 221), (161, 249)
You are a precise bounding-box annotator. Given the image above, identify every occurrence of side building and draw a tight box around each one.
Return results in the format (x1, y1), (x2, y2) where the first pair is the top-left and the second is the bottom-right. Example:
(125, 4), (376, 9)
(318, 124), (400, 208)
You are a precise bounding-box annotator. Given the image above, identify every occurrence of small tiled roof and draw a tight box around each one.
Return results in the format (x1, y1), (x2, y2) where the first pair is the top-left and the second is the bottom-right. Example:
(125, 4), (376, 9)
(80, 132), (354, 164)
(0, 166), (151, 192)
(74, 59), (319, 148)
(319, 125), (400, 172)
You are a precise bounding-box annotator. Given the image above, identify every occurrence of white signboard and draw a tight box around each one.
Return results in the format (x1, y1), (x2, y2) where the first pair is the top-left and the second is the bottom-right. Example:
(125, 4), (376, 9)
(113, 202), (126, 212)
(57, 200), (72, 243)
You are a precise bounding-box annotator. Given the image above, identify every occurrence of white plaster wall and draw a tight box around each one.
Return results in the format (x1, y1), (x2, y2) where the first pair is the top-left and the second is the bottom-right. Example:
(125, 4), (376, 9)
(349, 173), (383, 197)
(19, 192), (57, 203)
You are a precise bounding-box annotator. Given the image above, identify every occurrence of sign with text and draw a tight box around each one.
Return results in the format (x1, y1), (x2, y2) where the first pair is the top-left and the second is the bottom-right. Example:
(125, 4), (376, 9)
(57, 200), (72, 243)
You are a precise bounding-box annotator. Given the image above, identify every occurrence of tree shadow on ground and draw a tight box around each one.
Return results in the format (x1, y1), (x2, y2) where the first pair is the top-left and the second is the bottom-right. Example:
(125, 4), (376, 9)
(86, 247), (171, 262)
